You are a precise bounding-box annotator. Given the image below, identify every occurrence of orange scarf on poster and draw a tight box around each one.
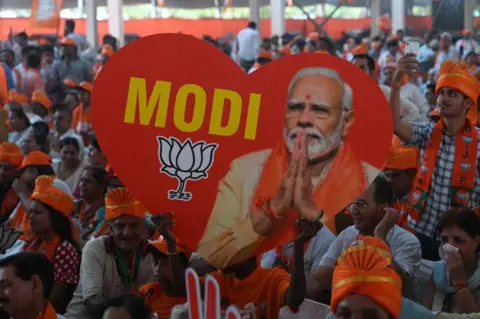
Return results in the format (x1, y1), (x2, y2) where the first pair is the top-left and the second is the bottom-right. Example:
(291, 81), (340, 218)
(140, 283), (186, 319)
(1, 187), (19, 217)
(252, 142), (367, 241)
(36, 301), (57, 319)
(406, 120), (478, 221)
(24, 234), (61, 261)
(212, 268), (290, 319)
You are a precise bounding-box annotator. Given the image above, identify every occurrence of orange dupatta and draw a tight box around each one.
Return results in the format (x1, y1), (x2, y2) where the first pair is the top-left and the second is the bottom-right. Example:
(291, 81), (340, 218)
(405, 120), (478, 221)
(140, 283), (186, 319)
(252, 142), (367, 246)
(36, 301), (57, 319)
(1, 187), (19, 217)
(0, 65), (7, 107)
(23, 234), (61, 261)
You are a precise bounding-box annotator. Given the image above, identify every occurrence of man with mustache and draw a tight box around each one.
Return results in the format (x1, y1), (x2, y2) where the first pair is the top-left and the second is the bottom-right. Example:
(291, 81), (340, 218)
(197, 67), (380, 269)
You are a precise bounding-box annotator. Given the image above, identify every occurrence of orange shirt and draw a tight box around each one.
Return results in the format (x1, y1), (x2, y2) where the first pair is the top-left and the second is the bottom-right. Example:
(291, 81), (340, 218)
(211, 268), (290, 319)
(72, 104), (93, 135)
(140, 282), (186, 319)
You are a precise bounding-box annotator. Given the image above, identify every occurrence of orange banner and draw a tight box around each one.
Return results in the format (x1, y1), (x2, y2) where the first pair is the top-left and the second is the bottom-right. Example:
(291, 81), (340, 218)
(30, 0), (64, 29)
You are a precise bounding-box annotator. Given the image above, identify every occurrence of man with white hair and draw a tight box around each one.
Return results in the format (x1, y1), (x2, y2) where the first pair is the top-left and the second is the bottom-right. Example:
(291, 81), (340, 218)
(196, 67), (380, 269)
(435, 32), (459, 69)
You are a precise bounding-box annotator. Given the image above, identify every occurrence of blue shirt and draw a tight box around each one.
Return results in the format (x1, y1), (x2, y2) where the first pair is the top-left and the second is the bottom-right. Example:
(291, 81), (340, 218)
(2, 63), (15, 90)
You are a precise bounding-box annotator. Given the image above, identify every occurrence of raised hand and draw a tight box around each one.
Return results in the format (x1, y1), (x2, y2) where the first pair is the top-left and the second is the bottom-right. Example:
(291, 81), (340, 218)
(374, 207), (399, 241)
(392, 54), (419, 87)
(151, 212), (176, 243)
(295, 217), (323, 243)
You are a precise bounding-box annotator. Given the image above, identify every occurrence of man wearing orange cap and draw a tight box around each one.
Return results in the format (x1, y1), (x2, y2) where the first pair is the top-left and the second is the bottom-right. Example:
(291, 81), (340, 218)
(391, 56), (480, 260)
(383, 143), (419, 231)
(30, 90), (52, 123)
(93, 44), (114, 78)
(140, 213), (189, 319)
(65, 187), (154, 319)
(72, 81), (94, 145)
(52, 38), (91, 85)
(5, 89), (28, 111)
(0, 142), (23, 223)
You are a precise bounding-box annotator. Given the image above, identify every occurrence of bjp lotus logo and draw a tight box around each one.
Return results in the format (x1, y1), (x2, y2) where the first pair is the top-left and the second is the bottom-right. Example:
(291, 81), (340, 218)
(0, 224), (21, 254)
(157, 136), (218, 201)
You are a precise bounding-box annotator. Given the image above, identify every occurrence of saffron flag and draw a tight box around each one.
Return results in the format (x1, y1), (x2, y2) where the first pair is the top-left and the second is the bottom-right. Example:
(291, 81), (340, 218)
(30, 0), (64, 29)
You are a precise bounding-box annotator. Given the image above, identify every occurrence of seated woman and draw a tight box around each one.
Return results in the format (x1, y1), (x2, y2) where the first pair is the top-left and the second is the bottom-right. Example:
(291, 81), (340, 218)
(23, 175), (81, 314)
(52, 136), (86, 196)
(422, 209), (480, 314)
(73, 166), (107, 245)
(20, 121), (50, 155)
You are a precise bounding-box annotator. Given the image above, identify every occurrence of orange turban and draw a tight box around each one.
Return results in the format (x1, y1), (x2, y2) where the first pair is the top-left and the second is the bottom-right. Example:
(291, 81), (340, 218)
(31, 91), (52, 109)
(0, 142), (23, 167)
(150, 235), (193, 260)
(19, 151), (52, 170)
(101, 44), (114, 57)
(436, 60), (480, 123)
(105, 187), (146, 221)
(331, 236), (402, 319)
(7, 90), (28, 104)
(384, 142), (419, 171)
(31, 176), (74, 217)
(351, 43), (368, 55)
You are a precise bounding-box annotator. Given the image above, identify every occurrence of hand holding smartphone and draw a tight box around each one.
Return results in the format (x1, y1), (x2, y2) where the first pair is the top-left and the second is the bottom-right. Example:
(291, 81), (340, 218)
(405, 41), (420, 55)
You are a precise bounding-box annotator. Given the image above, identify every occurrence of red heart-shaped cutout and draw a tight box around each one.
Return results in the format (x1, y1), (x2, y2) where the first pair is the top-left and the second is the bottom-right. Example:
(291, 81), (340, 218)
(92, 34), (392, 268)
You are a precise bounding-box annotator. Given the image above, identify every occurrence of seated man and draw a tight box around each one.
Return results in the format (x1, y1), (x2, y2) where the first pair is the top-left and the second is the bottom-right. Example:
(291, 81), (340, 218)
(311, 177), (421, 300)
(65, 188), (155, 319)
(0, 252), (65, 319)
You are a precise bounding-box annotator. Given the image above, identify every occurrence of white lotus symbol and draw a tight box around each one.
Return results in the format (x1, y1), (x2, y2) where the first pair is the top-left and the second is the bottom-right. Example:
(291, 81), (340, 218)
(0, 223), (21, 254)
(157, 136), (218, 201)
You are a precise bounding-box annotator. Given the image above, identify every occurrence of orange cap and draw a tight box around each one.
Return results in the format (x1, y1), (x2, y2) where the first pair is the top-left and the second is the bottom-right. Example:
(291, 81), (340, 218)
(31, 90), (52, 109)
(7, 90), (28, 104)
(436, 60), (480, 123)
(101, 44), (114, 57)
(351, 43), (368, 56)
(149, 235), (193, 260)
(259, 50), (273, 60)
(0, 142), (23, 167)
(31, 176), (74, 217)
(78, 81), (93, 93)
(308, 32), (320, 41)
(63, 78), (78, 89)
(60, 38), (77, 46)
(19, 151), (52, 171)
(384, 144), (419, 171)
(105, 187), (146, 221)
(331, 235), (402, 319)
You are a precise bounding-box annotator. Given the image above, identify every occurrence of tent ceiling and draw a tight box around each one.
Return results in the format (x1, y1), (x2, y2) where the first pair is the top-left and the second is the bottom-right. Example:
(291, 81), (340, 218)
(0, 0), (432, 10)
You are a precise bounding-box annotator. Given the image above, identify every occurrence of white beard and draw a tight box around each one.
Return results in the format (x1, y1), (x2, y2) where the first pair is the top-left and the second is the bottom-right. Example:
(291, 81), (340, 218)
(284, 121), (343, 160)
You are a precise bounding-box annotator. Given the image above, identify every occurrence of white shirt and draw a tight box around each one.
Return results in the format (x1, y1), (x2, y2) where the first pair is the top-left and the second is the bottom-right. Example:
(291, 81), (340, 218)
(379, 85), (421, 122)
(400, 82), (430, 120)
(435, 47), (459, 69)
(261, 226), (336, 274)
(455, 38), (479, 58)
(236, 27), (261, 62)
(378, 51), (403, 68)
(318, 225), (421, 276)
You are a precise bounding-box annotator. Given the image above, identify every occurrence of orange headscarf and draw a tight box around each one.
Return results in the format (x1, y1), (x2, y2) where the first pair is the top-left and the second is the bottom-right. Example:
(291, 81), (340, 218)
(0, 142), (23, 167)
(150, 236), (193, 260)
(31, 176), (74, 217)
(331, 236), (402, 319)
(19, 151), (52, 170)
(31, 91), (52, 109)
(436, 60), (480, 123)
(7, 90), (28, 104)
(105, 187), (146, 221)
(384, 144), (419, 171)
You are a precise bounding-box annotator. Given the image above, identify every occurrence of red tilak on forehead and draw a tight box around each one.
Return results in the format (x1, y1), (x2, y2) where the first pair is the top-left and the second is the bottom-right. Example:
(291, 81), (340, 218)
(305, 94), (311, 102)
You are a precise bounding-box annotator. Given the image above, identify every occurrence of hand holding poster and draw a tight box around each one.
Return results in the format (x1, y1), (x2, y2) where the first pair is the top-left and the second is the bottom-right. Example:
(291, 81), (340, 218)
(92, 34), (392, 269)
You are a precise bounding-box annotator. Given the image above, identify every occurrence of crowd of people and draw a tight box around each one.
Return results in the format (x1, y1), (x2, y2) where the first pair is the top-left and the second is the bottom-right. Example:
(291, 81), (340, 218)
(0, 15), (478, 319)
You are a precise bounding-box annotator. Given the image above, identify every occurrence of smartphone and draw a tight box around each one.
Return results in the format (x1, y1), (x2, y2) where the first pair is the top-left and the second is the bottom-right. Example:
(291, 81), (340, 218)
(405, 41), (420, 55)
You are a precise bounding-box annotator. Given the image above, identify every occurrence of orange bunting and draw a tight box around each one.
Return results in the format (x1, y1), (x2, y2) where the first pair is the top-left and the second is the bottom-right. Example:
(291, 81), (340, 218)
(331, 236), (402, 319)
(105, 187), (146, 221)
(0, 142), (23, 167)
(31, 176), (74, 217)
(436, 60), (480, 123)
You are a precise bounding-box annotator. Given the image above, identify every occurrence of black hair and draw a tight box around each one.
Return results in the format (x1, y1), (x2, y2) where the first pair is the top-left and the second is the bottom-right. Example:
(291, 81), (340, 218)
(102, 294), (152, 319)
(41, 45), (54, 54)
(426, 83), (436, 92)
(0, 252), (54, 298)
(41, 202), (81, 256)
(9, 108), (30, 128)
(248, 21), (257, 29)
(65, 19), (76, 31)
(90, 138), (101, 152)
(21, 46), (37, 57)
(466, 51), (477, 60)
(372, 35), (381, 42)
(60, 137), (80, 152)
(83, 166), (108, 193)
(148, 246), (189, 268)
(439, 209), (480, 237)
(386, 39), (399, 48)
(26, 53), (41, 69)
(52, 104), (71, 117)
(27, 122), (50, 152)
(293, 38), (306, 51)
(21, 164), (55, 177)
(0, 49), (14, 58)
(352, 54), (375, 72)
(372, 177), (395, 206)
(15, 32), (28, 41)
